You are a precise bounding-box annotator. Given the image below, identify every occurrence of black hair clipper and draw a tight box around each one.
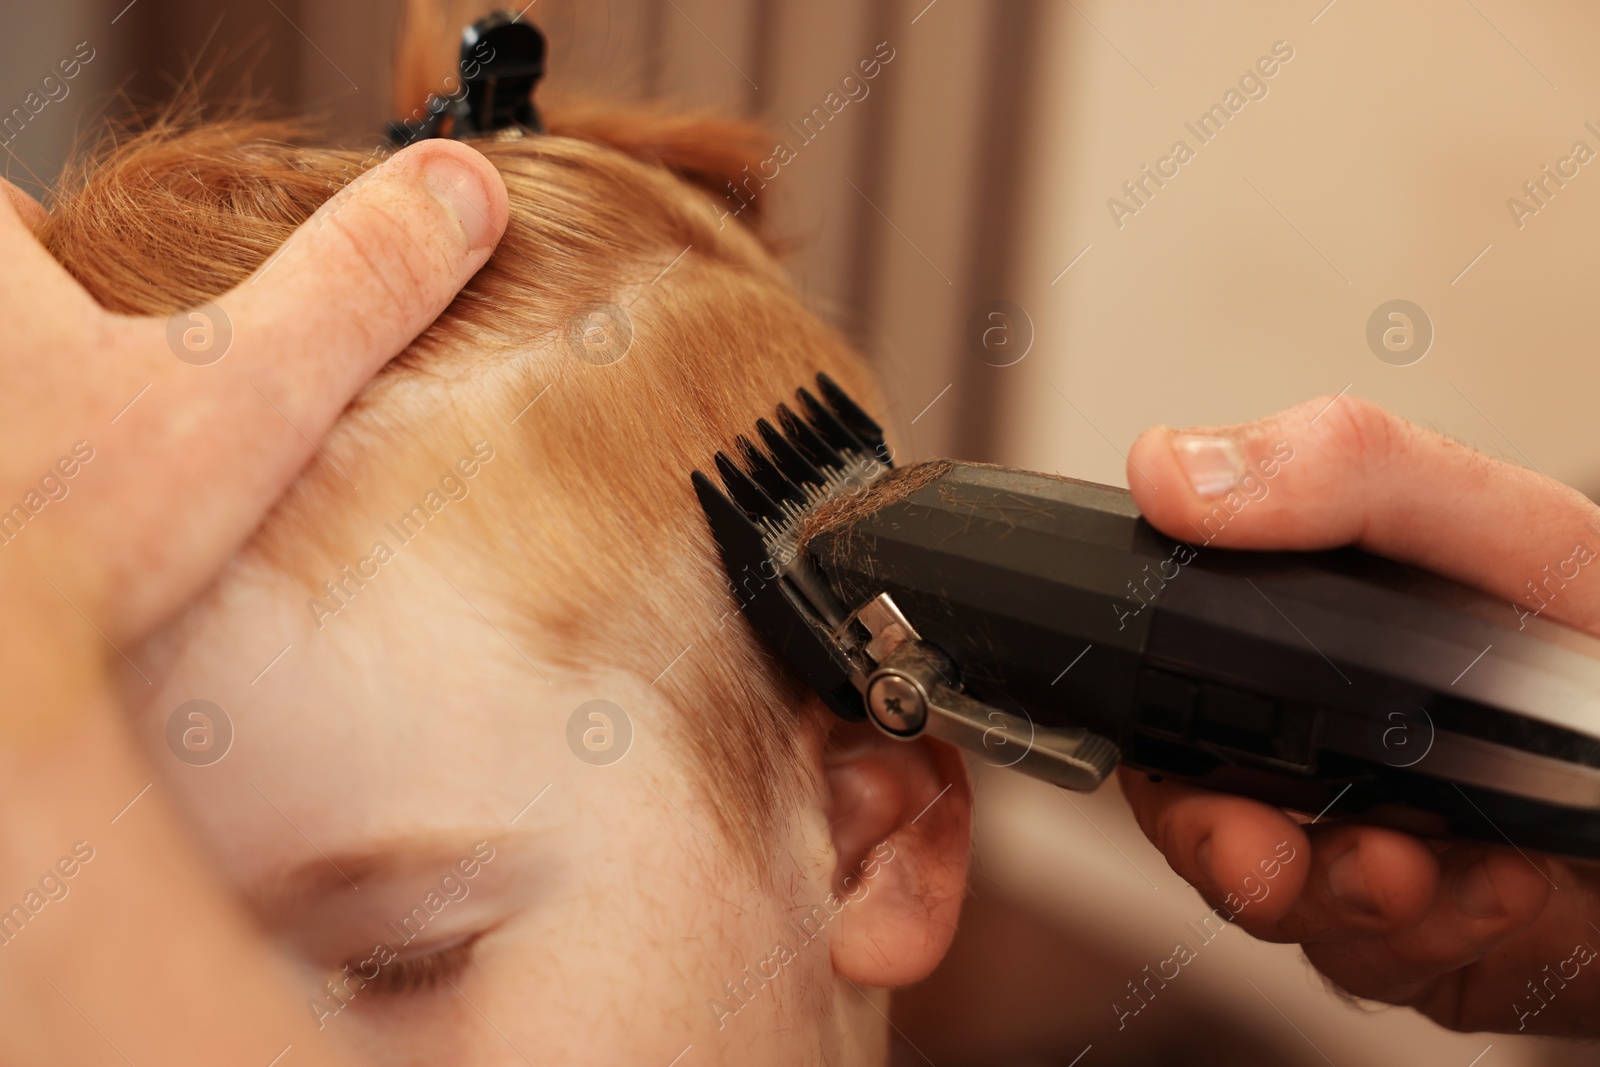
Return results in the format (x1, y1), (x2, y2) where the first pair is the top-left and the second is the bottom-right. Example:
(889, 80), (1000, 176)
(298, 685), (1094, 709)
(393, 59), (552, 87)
(693, 375), (1600, 862)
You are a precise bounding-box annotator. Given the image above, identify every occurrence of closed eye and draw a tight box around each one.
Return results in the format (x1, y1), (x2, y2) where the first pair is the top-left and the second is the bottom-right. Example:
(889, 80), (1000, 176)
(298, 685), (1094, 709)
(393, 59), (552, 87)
(342, 932), (483, 997)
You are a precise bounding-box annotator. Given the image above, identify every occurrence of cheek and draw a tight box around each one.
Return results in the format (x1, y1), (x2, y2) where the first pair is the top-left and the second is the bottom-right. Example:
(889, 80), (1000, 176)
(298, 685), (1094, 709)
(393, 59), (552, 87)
(547, 769), (833, 1052)
(348, 782), (829, 1062)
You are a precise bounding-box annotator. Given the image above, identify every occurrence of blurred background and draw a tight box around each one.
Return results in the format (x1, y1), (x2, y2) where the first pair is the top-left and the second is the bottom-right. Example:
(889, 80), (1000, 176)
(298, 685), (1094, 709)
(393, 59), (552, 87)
(9, 0), (1600, 1063)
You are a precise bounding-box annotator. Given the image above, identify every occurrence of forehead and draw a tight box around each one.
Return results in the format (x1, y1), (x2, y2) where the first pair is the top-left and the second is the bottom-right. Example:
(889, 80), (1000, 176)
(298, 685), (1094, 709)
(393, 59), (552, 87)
(131, 556), (672, 891)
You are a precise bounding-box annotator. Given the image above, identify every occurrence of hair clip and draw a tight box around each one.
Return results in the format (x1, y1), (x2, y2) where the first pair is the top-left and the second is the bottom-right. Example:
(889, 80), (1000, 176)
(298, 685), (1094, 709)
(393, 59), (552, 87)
(388, 12), (547, 148)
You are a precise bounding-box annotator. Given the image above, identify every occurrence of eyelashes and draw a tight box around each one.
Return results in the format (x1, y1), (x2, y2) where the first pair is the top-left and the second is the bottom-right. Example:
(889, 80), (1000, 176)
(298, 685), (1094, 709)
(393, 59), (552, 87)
(344, 933), (483, 997)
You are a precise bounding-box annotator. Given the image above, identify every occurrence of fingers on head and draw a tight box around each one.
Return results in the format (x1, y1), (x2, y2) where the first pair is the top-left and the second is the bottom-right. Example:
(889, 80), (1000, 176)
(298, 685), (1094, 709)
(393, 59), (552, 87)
(218, 138), (508, 406)
(0, 177), (109, 326)
(1, 178), (48, 233)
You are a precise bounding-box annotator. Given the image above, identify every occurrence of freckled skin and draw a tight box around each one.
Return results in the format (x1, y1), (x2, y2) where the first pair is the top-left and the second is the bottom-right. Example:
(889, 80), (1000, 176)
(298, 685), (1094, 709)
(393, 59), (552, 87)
(128, 560), (872, 1065)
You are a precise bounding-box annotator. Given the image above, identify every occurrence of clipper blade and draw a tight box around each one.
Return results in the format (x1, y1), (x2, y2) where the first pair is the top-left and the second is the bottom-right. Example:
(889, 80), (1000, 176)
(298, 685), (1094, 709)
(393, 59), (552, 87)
(691, 374), (894, 719)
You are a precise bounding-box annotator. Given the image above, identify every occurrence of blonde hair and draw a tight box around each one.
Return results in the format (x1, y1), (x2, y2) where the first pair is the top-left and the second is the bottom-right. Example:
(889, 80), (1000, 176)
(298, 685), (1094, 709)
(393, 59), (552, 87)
(40, 96), (885, 877)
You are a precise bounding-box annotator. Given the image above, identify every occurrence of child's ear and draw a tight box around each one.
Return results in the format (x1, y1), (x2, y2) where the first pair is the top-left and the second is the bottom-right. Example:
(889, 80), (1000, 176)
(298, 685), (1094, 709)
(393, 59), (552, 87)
(823, 720), (972, 988)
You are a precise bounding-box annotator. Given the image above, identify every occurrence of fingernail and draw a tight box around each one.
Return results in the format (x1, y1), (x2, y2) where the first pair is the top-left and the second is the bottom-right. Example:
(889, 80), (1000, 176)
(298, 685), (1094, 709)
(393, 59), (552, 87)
(1325, 848), (1379, 916)
(1452, 858), (1503, 918)
(424, 159), (497, 251)
(1172, 434), (1246, 499)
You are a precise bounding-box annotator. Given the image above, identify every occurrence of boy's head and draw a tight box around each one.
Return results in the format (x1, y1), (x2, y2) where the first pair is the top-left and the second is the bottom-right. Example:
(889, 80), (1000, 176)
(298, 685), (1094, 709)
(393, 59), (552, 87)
(45, 99), (971, 1062)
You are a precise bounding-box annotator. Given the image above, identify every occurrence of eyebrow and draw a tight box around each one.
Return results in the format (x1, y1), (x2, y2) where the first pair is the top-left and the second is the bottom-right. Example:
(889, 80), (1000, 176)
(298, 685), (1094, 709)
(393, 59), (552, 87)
(246, 833), (504, 920)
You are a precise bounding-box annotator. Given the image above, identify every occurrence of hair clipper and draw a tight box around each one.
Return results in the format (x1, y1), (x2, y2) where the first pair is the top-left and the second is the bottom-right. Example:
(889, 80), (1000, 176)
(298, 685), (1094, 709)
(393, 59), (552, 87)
(693, 375), (1600, 862)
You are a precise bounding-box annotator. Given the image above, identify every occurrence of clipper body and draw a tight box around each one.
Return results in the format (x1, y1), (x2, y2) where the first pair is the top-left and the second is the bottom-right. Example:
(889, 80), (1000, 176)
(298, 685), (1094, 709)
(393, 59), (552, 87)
(694, 376), (1600, 861)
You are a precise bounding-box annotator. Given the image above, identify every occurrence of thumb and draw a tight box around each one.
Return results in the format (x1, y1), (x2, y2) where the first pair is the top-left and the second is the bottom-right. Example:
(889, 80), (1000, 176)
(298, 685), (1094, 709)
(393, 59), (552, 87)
(1, 177), (48, 233)
(182, 138), (509, 433)
(1126, 394), (1600, 634)
(82, 138), (509, 640)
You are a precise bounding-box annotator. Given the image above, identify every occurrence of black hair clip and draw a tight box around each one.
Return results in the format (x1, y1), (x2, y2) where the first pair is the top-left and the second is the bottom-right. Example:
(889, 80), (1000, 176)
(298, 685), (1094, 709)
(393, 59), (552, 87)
(388, 12), (547, 147)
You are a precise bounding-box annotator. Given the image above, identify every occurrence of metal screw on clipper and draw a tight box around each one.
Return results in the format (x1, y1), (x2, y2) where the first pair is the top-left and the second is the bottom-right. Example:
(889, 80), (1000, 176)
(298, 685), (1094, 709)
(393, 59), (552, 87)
(867, 671), (928, 735)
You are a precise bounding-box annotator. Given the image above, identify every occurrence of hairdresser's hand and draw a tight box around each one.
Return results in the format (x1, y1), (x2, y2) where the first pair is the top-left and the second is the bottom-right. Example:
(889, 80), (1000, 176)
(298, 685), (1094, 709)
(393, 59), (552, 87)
(0, 144), (506, 1066)
(0, 141), (507, 649)
(1118, 395), (1600, 1037)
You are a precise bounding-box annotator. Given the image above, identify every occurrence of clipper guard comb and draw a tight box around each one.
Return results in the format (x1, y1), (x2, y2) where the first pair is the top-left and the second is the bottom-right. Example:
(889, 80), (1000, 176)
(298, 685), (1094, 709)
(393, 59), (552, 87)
(691, 374), (892, 721)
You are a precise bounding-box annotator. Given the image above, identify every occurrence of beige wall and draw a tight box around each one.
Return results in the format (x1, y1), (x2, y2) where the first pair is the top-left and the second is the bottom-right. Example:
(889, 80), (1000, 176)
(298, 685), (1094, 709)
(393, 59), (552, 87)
(0, 4), (109, 203)
(1001, 0), (1600, 497)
